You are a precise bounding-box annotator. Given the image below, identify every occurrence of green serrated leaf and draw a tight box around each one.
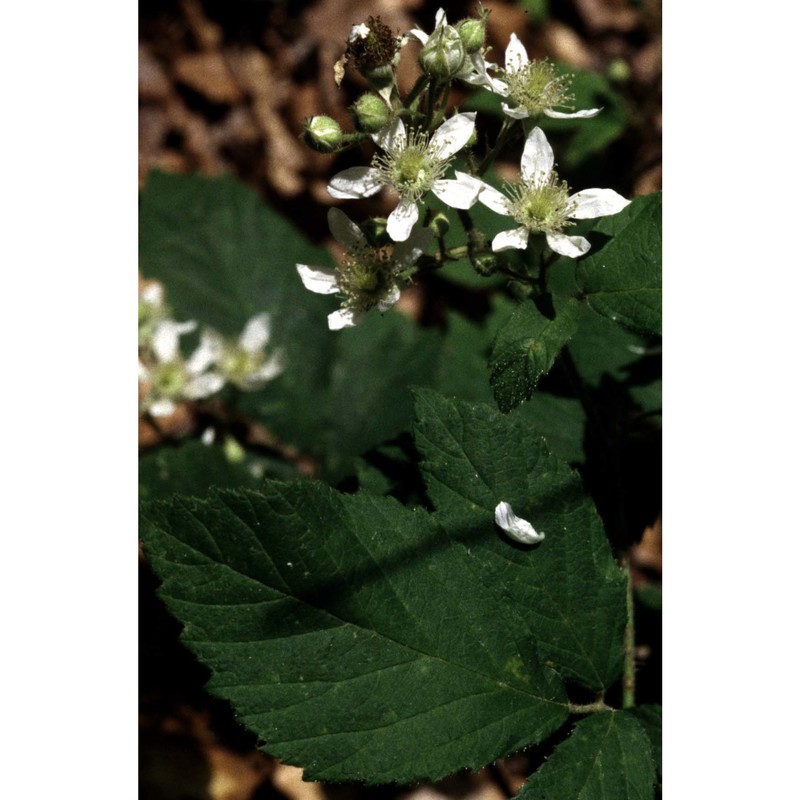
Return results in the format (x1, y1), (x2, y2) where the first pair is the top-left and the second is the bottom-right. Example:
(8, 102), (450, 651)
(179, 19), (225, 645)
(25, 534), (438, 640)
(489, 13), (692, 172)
(489, 297), (582, 413)
(628, 704), (662, 780)
(516, 711), (656, 800)
(576, 193), (662, 336)
(413, 390), (627, 690)
(141, 484), (568, 783)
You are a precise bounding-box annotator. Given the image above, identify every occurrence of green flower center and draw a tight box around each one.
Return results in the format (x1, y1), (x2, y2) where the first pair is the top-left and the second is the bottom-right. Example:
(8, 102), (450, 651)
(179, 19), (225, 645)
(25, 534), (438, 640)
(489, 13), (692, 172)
(374, 129), (451, 202)
(507, 173), (575, 234)
(505, 59), (574, 116)
(337, 245), (397, 311)
(152, 362), (187, 398)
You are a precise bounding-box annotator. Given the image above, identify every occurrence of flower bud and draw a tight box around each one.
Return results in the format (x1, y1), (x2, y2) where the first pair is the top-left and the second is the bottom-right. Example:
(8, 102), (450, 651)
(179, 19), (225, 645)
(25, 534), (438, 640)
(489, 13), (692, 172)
(418, 24), (465, 80)
(351, 93), (390, 133)
(303, 116), (343, 153)
(456, 18), (485, 54)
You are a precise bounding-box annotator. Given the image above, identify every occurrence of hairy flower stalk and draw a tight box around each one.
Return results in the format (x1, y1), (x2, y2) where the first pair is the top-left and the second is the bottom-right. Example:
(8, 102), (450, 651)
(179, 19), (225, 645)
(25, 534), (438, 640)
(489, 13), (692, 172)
(476, 127), (630, 257)
(328, 114), (482, 241)
(296, 208), (433, 329)
(496, 33), (600, 120)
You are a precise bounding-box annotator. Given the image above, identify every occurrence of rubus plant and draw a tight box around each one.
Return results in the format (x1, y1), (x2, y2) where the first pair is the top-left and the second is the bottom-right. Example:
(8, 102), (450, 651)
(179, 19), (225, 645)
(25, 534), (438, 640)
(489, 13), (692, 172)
(140, 6), (661, 798)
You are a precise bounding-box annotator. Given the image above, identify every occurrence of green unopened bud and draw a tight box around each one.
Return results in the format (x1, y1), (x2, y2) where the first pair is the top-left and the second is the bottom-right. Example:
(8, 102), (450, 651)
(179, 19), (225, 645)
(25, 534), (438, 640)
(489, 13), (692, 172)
(360, 217), (390, 248)
(456, 19), (485, 54)
(419, 24), (465, 80)
(429, 212), (450, 238)
(303, 116), (343, 153)
(351, 93), (390, 133)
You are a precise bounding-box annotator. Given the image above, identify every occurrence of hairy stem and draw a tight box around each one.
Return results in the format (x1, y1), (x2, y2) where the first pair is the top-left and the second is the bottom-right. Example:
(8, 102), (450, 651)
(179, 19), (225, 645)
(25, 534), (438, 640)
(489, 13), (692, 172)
(622, 554), (636, 708)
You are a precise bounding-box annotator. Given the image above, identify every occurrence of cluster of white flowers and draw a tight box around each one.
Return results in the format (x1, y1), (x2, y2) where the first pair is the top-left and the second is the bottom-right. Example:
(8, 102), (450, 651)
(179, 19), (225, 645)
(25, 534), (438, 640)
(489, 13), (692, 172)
(297, 7), (633, 330)
(138, 283), (285, 418)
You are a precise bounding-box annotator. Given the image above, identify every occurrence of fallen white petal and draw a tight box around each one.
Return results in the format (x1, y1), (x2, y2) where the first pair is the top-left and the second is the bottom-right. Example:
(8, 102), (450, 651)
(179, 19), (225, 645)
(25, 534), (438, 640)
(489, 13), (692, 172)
(477, 182), (513, 215)
(521, 127), (554, 183)
(296, 264), (340, 295)
(328, 308), (362, 330)
(328, 166), (383, 199)
(492, 226), (529, 251)
(505, 32), (529, 74)
(547, 232), (591, 258)
(494, 501), (545, 545)
(387, 198), (419, 242)
(239, 312), (271, 353)
(429, 112), (476, 160)
(544, 107), (602, 119)
(327, 207), (366, 250)
(431, 173), (482, 210)
(569, 188), (631, 219)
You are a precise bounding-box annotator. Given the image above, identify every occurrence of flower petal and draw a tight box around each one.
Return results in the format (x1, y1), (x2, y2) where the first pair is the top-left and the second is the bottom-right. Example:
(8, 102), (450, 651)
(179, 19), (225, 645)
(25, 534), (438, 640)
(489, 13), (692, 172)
(184, 372), (225, 399)
(521, 127), (554, 182)
(494, 501), (545, 545)
(386, 198), (419, 242)
(377, 285), (401, 312)
(431, 172), (482, 209)
(149, 398), (177, 418)
(239, 312), (271, 353)
(327, 207), (366, 249)
(408, 28), (428, 45)
(429, 112), (476, 160)
(186, 330), (223, 374)
(546, 232), (591, 258)
(569, 188), (631, 219)
(372, 116), (405, 152)
(434, 7), (447, 26)
(393, 224), (433, 268)
(544, 107), (602, 119)
(328, 166), (383, 199)
(501, 103), (530, 119)
(328, 308), (363, 330)
(477, 181), (513, 215)
(296, 264), (340, 295)
(249, 350), (286, 385)
(152, 319), (197, 363)
(140, 282), (163, 306)
(505, 32), (529, 73)
(492, 226), (529, 251)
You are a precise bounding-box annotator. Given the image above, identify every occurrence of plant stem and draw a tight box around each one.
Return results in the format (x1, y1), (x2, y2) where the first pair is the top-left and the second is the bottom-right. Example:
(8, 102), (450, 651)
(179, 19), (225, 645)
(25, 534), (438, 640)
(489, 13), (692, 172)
(622, 554), (636, 708)
(568, 699), (613, 715)
(477, 118), (519, 176)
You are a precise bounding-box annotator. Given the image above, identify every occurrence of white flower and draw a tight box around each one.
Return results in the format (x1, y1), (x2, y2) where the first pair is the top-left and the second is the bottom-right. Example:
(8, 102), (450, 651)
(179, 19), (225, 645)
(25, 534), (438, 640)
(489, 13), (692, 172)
(475, 127), (630, 258)
(495, 33), (600, 121)
(494, 501), (545, 545)
(207, 313), (286, 391)
(328, 113), (482, 242)
(296, 207), (433, 330)
(139, 320), (224, 417)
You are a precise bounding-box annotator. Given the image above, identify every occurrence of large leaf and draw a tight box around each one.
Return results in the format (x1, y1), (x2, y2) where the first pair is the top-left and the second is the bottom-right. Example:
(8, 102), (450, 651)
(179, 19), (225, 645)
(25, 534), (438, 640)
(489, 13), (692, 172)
(576, 193), (662, 336)
(489, 296), (582, 413)
(141, 483), (569, 784)
(413, 390), (626, 690)
(516, 711), (656, 800)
